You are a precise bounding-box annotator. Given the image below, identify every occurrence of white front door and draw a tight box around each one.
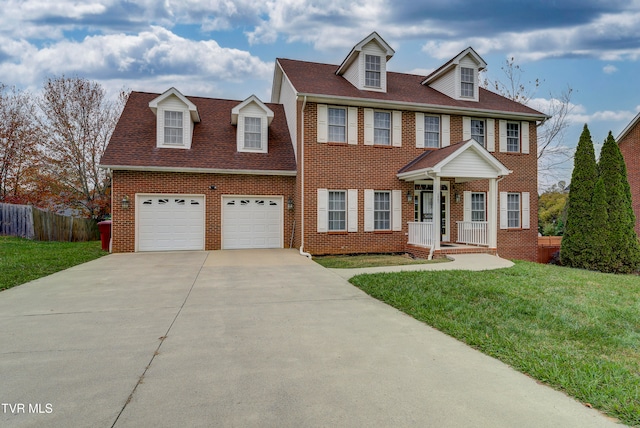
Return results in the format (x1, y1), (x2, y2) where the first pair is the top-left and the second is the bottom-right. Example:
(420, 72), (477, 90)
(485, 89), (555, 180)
(137, 195), (205, 251)
(222, 196), (283, 249)
(419, 189), (450, 242)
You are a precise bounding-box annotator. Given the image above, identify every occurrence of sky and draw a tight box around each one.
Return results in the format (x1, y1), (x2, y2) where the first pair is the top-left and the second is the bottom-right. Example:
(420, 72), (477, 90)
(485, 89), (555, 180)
(2, 0), (640, 189)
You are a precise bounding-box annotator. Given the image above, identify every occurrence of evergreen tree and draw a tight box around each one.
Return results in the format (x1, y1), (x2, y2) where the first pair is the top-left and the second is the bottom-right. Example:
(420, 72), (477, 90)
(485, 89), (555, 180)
(590, 177), (611, 272)
(597, 132), (640, 273)
(561, 125), (598, 268)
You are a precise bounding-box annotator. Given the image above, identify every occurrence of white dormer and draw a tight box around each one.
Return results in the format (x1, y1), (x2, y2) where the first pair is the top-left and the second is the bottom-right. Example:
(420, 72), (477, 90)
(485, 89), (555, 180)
(422, 47), (487, 102)
(336, 31), (395, 93)
(149, 88), (200, 149)
(231, 95), (274, 154)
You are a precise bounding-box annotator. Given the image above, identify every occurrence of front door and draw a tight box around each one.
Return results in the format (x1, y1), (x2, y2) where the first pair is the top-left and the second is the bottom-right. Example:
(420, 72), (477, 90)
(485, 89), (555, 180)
(420, 190), (449, 242)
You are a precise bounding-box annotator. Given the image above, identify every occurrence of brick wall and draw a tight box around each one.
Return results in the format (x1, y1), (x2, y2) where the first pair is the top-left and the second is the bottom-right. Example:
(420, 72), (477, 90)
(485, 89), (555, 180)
(111, 170), (296, 252)
(619, 121), (640, 238)
(299, 102), (539, 261)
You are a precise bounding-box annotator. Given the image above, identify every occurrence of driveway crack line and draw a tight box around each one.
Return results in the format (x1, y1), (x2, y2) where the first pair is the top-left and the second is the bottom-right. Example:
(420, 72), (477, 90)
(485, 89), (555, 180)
(110, 253), (208, 428)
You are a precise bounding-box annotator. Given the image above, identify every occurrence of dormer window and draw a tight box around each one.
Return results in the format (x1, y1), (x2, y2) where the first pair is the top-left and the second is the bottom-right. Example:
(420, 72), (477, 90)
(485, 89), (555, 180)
(365, 55), (381, 88)
(244, 117), (262, 149)
(164, 111), (184, 145)
(461, 67), (475, 98)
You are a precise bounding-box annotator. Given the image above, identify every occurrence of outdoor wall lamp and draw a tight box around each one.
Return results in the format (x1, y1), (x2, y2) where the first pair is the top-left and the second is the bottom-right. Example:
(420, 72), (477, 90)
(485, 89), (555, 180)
(209, 185), (217, 190)
(455, 192), (461, 203)
(406, 190), (412, 202)
(287, 197), (294, 211)
(121, 195), (130, 209)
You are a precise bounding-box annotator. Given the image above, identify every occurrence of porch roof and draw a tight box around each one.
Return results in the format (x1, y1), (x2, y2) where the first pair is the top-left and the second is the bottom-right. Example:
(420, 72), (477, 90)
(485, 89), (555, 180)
(397, 139), (512, 181)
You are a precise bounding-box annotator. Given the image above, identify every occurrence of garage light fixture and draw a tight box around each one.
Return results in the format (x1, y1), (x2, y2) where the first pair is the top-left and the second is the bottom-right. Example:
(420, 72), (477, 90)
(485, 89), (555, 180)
(121, 195), (130, 209)
(406, 190), (412, 202)
(209, 185), (217, 190)
(287, 197), (294, 211)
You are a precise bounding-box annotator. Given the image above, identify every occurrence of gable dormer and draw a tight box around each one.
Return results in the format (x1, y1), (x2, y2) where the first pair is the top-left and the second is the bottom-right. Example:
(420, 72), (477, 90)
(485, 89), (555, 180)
(149, 88), (200, 149)
(231, 95), (274, 154)
(336, 31), (395, 93)
(422, 47), (487, 102)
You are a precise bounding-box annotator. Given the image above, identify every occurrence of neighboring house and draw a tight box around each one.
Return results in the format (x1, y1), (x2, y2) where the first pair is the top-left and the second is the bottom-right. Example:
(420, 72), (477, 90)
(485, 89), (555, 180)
(100, 32), (547, 261)
(617, 112), (640, 238)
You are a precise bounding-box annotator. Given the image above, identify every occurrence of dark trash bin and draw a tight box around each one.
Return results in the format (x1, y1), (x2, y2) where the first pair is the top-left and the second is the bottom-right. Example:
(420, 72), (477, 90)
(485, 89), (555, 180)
(97, 220), (112, 251)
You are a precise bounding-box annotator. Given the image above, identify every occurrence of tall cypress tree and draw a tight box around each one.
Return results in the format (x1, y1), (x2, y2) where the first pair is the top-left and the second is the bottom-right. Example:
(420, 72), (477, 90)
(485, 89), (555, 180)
(591, 177), (611, 272)
(597, 132), (640, 273)
(561, 125), (598, 268)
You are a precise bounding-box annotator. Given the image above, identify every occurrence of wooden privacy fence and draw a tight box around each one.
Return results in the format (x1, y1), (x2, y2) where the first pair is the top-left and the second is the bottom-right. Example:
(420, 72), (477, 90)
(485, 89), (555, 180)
(538, 236), (562, 264)
(0, 203), (99, 242)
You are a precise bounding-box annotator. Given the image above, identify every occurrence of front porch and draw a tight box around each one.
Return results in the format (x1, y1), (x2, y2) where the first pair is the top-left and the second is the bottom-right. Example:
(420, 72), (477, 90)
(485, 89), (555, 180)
(397, 140), (512, 260)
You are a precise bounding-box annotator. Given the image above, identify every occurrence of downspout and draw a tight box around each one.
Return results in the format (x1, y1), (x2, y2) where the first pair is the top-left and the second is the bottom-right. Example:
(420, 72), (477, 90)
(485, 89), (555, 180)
(299, 96), (312, 259)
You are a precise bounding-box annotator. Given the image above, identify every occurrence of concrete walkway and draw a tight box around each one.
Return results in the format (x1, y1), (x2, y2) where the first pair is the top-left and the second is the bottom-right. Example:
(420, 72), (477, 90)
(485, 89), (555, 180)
(330, 253), (515, 279)
(0, 250), (622, 427)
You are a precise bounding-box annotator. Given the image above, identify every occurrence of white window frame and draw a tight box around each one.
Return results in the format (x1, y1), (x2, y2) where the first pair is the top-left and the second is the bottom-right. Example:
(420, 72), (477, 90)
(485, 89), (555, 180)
(507, 122), (520, 152)
(328, 191), (347, 232)
(164, 110), (184, 146)
(374, 111), (391, 146)
(374, 191), (391, 230)
(327, 107), (347, 143)
(365, 54), (381, 88)
(424, 115), (440, 148)
(471, 192), (486, 222)
(460, 67), (474, 98)
(507, 193), (520, 228)
(243, 116), (262, 149)
(471, 119), (485, 147)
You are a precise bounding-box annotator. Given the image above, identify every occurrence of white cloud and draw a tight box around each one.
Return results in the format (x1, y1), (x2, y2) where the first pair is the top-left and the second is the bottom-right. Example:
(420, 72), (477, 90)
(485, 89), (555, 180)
(567, 110), (637, 125)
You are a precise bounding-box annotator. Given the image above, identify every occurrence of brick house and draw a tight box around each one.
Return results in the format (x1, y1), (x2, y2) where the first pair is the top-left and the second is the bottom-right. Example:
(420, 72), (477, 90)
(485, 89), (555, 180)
(618, 112), (640, 237)
(100, 32), (547, 260)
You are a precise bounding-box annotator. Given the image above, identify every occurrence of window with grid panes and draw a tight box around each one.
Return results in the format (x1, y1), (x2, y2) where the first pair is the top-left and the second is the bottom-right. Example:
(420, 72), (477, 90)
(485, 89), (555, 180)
(507, 193), (520, 228)
(471, 119), (485, 146)
(374, 191), (390, 230)
(461, 67), (474, 98)
(164, 111), (183, 145)
(374, 111), (391, 145)
(328, 191), (346, 231)
(507, 122), (520, 152)
(328, 108), (346, 142)
(424, 116), (440, 148)
(365, 55), (381, 88)
(244, 117), (262, 149)
(471, 192), (486, 221)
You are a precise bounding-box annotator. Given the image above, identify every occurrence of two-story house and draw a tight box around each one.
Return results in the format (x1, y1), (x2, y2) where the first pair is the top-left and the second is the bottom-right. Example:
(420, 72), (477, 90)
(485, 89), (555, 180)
(618, 112), (640, 237)
(100, 32), (547, 261)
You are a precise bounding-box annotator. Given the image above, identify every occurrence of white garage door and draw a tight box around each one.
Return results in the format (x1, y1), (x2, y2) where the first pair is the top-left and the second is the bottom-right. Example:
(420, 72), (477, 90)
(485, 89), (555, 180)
(137, 195), (205, 251)
(222, 197), (282, 249)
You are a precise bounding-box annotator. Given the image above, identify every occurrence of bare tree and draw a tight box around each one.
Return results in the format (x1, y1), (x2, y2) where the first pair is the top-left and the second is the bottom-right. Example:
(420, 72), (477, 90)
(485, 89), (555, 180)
(0, 84), (41, 204)
(482, 60), (575, 190)
(39, 76), (127, 218)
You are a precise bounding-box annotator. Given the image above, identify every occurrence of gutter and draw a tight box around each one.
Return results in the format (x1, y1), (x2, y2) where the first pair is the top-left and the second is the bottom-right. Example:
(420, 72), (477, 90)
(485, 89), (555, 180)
(299, 95), (312, 259)
(98, 165), (297, 176)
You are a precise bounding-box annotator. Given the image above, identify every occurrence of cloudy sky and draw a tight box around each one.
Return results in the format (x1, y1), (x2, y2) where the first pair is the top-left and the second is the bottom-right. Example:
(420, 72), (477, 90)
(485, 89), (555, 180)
(2, 0), (640, 186)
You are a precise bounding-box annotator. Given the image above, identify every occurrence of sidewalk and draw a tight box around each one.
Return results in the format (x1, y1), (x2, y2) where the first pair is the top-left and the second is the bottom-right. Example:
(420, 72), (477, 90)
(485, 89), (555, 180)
(330, 253), (515, 279)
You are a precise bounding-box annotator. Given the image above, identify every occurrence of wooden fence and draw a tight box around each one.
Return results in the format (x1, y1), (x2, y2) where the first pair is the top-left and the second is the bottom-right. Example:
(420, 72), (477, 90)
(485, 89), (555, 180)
(538, 236), (562, 264)
(0, 203), (99, 242)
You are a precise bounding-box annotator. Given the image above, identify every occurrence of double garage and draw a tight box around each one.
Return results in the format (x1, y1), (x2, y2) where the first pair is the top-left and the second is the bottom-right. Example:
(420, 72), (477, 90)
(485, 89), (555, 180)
(136, 194), (284, 251)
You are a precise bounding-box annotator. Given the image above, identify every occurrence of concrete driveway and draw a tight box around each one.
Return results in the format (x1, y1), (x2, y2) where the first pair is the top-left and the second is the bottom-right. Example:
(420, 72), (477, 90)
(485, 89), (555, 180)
(0, 250), (622, 427)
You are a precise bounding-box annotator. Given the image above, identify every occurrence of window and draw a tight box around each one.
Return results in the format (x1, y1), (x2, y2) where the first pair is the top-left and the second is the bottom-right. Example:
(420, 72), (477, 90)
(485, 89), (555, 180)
(374, 111), (391, 145)
(424, 116), (440, 148)
(328, 191), (346, 231)
(164, 111), (183, 145)
(471, 119), (485, 146)
(244, 117), (262, 149)
(328, 107), (346, 142)
(365, 55), (381, 88)
(507, 193), (520, 228)
(471, 193), (486, 222)
(507, 122), (520, 152)
(461, 67), (475, 98)
(374, 191), (391, 230)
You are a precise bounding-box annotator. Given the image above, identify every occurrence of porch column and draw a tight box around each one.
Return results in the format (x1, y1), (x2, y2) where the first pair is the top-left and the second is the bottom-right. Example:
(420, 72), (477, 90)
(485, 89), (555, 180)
(433, 175), (441, 251)
(488, 177), (498, 248)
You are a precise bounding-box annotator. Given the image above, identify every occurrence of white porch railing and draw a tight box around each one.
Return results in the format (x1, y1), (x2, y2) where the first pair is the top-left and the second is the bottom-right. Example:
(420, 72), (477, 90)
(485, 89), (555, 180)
(456, 221), (488, 246)
(407, 221), (435, 247)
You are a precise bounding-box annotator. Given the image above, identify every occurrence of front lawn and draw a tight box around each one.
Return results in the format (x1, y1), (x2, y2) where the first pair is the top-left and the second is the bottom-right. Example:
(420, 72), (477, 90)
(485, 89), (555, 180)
(0, 236), (107, 291)
(314, 253), (449, 269)
(350, 261), (640, 427)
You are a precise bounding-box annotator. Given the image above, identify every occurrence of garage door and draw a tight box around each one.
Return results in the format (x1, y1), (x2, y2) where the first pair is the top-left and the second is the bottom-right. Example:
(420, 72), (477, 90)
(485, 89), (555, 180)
(222, 197), (282, 249)
(137, 195), (205, 251)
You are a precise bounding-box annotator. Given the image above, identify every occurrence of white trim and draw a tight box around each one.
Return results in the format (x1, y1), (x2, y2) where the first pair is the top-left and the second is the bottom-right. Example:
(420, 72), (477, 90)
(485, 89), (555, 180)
(348, 107), (358, 145)
(499, 120), (507, 152)
(617, 111), (640, 142)
(522, 192), (530, 229)
(364, 108), (374, 145)
(392, 111), (402, 147)
(99, 165), (297, 176)
(135, 193), (206, 252)
(231, 95), (274, 125)
(500, 192), (508, 229)
(521, 121), (530, 154)
(317, 104), (328, 143)
(462, 116), (471, 140)
(149, 87), (200, 122)
(463, 191), (472, 222)
(486, 118), (495, 152)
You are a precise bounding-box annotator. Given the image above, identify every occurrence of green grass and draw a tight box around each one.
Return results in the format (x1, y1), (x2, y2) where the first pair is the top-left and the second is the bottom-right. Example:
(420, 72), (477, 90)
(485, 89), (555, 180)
(314, 253), (449, 269)
(0, 236), (107, 291)
(350, 261), (640, 427)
